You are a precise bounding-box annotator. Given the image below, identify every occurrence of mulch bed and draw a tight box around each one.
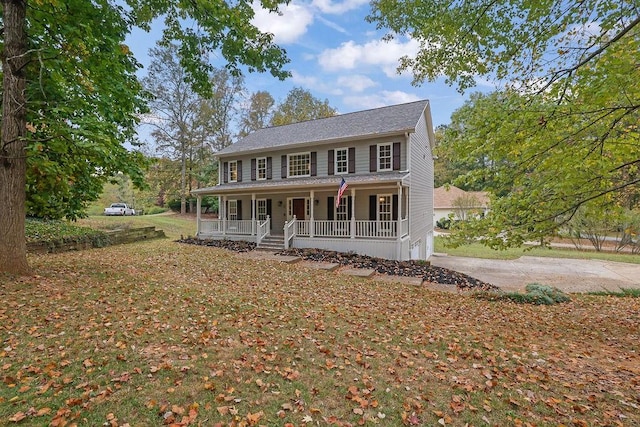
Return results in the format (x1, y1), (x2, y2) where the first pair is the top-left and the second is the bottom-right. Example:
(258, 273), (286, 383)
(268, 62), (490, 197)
(177, 238), (498, 291)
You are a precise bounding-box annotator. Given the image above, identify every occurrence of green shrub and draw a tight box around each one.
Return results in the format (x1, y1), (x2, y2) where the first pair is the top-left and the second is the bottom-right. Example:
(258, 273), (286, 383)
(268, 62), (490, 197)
(145, 206), (168, 215)
(26, 218), (110, 247)
(587, 288), (640, 298)
(475, 283), (570, 305)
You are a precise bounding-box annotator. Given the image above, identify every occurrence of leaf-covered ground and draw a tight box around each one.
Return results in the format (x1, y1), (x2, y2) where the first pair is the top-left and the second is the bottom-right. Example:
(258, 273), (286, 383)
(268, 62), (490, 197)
(1, 239), (639, 426)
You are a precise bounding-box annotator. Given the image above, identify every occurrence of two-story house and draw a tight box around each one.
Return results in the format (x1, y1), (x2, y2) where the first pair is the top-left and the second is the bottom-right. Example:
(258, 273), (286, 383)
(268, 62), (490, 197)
(192, 100), (435, 261)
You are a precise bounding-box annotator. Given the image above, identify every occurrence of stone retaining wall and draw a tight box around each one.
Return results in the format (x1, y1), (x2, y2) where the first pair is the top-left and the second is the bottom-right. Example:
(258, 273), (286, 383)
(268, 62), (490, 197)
(27, 226), (166, 254)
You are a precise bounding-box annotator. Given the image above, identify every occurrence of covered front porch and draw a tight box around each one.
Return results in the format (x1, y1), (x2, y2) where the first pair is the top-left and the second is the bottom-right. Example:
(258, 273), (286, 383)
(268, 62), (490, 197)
(192, 172), (412, 260)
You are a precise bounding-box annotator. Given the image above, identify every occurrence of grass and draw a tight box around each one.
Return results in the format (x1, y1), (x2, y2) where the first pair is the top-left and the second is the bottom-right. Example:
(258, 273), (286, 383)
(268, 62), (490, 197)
(2, 237), (640, 426)
(435, 236), (640, 264)
(75, 212), (197, 240)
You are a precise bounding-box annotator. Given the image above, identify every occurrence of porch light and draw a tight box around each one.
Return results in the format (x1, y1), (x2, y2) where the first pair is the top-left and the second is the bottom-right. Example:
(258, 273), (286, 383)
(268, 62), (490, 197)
(278, 201), (283, 207)
(314, 199), (319, 206)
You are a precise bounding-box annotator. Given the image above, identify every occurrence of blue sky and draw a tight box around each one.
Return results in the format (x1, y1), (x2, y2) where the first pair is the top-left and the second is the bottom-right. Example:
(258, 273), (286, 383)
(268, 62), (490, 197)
(126, 0), (492, 131)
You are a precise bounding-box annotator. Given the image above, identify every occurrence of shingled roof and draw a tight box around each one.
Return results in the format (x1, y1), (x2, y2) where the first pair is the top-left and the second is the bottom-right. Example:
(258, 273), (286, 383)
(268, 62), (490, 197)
(218, 99), (431, 156)
(434, 185), (490, 209)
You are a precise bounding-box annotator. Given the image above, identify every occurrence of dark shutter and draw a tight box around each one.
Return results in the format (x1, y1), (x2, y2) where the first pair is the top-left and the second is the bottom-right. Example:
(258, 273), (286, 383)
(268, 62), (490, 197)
(237, 200), (242, 220)
(369, 195), (376, 221)
(251, 158), (256, 181)
(393, 142), (401, 170)
(223, 162), (228, 183)
(328, 150), (335, 175)
(310, 152), (317, 176)
(237, 160), (243, 182)
(392, 195), (398, 221)
(266, 199), (272, 218)
(348, 147), (355, 173)
(347, 196), (352, 218)
(327, 197), (334, 220)
(369, 145), (377, 172)
(281, 155), (287, 178)
(225, 200), (228, 219)
(266, 157), (272, 180)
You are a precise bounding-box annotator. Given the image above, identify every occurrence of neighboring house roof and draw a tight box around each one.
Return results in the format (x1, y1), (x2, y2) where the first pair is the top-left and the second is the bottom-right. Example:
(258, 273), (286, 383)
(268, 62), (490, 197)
(193, 171), (410, 195)
(217, 100), (431, 157)
(433, 185), (489, 209)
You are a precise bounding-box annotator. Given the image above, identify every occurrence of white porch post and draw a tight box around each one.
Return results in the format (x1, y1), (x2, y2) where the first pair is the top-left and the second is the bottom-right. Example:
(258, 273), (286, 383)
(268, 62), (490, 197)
(309, 190), (315, 238)
(350, 187), (356, 239)
(196, 195), (202, 237)
(251, 193), (256, 235)
(397, 184), (403, 259)
(222, 195), (227, 236)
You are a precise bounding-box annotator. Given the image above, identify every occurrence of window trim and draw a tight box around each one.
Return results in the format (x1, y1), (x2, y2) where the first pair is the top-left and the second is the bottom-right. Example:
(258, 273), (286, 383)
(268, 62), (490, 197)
(228, 160), (238, 183)
(228, 199), (238, 220)
(335, 147), (348, 175)
(377, 143), (392, 172)
(256, 198), (267, 221)
(287, 152), (311, 178)
(377, 194), (392, 222)
(256, 157), (267, 181)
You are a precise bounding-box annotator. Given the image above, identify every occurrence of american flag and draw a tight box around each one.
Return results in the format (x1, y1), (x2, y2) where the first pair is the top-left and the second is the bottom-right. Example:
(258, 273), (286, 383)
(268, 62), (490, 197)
(336, 178), (348, 208)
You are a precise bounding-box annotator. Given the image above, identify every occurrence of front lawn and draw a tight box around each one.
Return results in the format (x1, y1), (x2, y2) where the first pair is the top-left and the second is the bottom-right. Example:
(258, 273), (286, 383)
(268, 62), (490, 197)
(1, 239), (638, 426)
(435, 236), (640, 264)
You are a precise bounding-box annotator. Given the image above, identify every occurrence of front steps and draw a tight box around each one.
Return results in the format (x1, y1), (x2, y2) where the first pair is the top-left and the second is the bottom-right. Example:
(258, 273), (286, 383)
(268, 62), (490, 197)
(257, 235), (285, 251)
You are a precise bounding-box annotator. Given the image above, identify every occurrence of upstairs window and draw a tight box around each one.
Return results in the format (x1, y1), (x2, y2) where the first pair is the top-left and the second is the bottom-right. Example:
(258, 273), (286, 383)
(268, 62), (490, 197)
(378, 144), (392, 171)
(229, 160), (238, 182)
(257, 157), (267, 180)
(288, 153), (310, 177)
(336, 148), (348, 174)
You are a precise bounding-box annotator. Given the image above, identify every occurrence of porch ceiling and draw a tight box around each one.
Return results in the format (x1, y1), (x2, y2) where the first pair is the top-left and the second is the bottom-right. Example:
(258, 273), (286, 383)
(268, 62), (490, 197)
(192, 171), (410, 196)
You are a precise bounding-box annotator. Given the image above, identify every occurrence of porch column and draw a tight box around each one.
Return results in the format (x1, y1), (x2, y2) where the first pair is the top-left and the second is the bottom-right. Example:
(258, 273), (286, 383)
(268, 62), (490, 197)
(350, 187), (356, 239)
(251, 193), (256, 235)
(397, 184), (403, 259)
(397, 184), (403, 237)
(309, 190), (315, 238)
(222, 195), (227, 236)
(196, 195), (202, 237)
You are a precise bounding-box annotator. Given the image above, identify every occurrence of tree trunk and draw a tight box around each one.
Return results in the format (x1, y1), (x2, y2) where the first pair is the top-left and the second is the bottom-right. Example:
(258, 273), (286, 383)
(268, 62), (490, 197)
(0, 0), (31, 275)
(180, 140), (187, 214)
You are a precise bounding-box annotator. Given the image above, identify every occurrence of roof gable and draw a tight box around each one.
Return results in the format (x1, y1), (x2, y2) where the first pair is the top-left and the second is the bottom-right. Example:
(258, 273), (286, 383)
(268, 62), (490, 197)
(218, 100), (430, 156)
(434, 185), (489, 208)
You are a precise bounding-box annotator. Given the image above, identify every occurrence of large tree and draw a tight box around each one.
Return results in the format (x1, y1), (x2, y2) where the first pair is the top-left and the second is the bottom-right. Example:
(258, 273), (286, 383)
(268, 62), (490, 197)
(1, 0), (289, 275)
(239, 90), (275, 136)
(270, 87), (337, 126)
(368, 0), (640, 247)
(142, 44), (243, 214)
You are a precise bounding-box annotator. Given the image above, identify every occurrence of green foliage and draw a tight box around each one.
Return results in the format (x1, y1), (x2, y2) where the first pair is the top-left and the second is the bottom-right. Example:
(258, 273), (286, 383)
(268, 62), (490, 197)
(368, 1), (640, 249)
(476, 283), (571, 305)
(270, 87), (337, 126)
(587, 288), (640, 298)
(144, 206), (169, 215)
(19, 1), (150, 220)
(435, 217), (452, 230)
(25, 218), (109, 247)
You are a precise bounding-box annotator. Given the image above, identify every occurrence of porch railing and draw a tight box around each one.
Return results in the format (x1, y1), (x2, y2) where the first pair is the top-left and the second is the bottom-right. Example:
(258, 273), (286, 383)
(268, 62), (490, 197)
(199, 219), (222, 235)
(294, 220), (400, 238)
(256, 216), (271, 245)
(226, 220), (254, 235)
(283, 216), (297, 249)
(400, 218), (409, 237)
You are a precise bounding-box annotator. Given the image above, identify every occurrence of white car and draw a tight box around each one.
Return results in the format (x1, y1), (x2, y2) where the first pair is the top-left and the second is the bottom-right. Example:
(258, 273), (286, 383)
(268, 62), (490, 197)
(104, 203), (135, 216)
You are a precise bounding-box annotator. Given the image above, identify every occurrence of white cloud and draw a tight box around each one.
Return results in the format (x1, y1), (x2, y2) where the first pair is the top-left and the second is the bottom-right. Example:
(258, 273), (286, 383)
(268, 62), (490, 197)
(251, 2), (314, 44)
(336, 74), (377, 92)
(316, 15), (349, 35)
(290, 70), (344, 96)
(342, 91), (421, 110)
(317, 38), (420, 76)
(311, 0), (369, 14)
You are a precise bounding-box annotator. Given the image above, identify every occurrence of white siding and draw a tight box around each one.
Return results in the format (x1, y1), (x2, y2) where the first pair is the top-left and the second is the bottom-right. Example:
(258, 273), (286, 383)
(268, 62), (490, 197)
(407, 108), (434, 259)
(218, 135), (407, 183)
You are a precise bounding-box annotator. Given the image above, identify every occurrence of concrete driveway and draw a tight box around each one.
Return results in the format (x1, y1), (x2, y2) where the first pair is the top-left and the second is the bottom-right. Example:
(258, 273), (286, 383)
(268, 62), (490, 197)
(430, 254), (640, 293)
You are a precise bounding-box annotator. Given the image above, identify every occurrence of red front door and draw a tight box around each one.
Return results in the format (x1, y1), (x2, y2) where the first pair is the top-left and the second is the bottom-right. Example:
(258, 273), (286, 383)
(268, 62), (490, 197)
(292, 199), (306, 220)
